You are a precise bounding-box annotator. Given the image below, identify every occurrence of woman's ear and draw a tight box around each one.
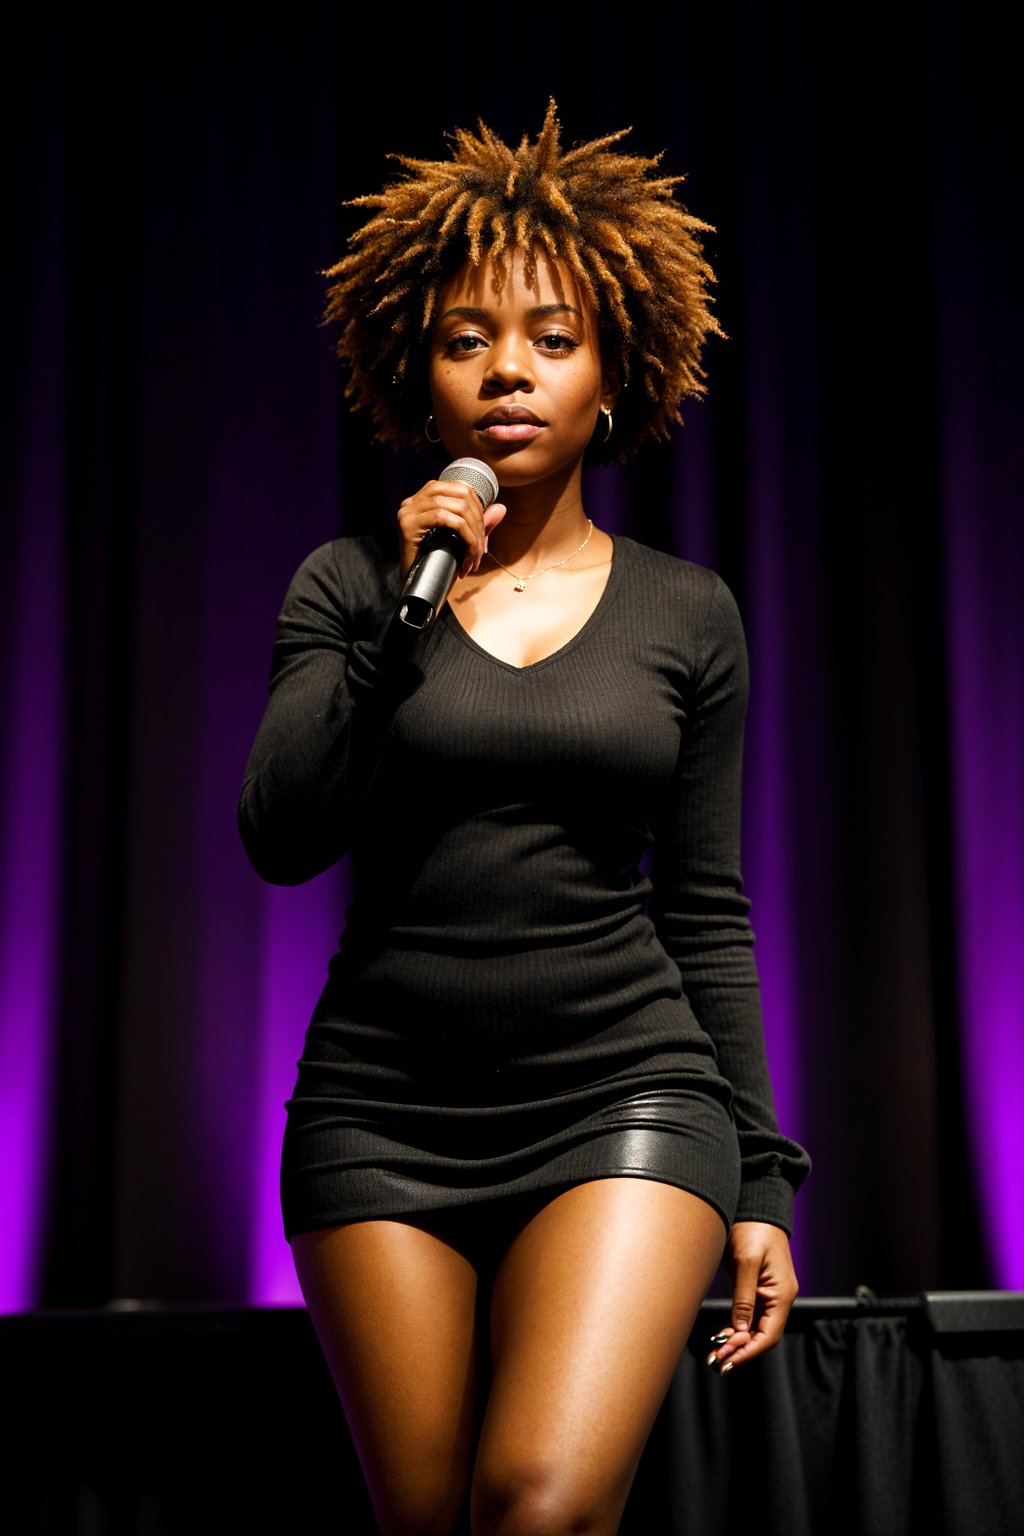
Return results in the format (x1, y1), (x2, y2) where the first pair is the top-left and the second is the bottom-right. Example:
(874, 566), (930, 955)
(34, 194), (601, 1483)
(601, 360), (621, 414)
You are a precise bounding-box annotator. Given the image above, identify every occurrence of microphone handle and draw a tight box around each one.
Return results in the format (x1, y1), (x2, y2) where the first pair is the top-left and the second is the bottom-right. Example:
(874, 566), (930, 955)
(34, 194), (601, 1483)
(393, 527), (466, 634)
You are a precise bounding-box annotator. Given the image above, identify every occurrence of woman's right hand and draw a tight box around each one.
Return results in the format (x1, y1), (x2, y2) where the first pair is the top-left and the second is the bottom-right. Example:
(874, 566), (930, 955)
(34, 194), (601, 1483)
(397, 478), (507, 587)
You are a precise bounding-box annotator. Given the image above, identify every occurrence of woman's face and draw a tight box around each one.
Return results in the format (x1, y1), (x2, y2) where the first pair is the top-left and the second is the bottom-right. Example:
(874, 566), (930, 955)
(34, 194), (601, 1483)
(428, 248), (618, 491)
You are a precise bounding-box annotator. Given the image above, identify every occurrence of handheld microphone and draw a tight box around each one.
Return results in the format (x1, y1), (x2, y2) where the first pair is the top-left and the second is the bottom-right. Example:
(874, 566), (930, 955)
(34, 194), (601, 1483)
(385, 458), (500, 650)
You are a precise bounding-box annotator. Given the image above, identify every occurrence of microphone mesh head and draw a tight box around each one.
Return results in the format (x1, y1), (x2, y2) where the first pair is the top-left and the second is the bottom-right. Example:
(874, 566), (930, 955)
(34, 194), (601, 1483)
(439, 457), (499, 508)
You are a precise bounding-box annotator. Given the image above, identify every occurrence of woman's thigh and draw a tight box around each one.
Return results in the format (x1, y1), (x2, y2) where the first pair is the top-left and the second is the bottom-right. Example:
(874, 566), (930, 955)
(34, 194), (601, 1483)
(291, 1218), (482, 1536)
(472, 1178), (727, 1536)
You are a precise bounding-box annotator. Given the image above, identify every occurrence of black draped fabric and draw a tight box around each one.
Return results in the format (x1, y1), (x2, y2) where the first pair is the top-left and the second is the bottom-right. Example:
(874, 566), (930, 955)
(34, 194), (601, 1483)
(655, 1302), (1024, 1536)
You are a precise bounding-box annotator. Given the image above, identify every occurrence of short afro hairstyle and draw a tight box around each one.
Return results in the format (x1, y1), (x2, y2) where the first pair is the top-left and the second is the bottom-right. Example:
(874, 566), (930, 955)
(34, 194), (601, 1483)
(322, 99), (725, 462)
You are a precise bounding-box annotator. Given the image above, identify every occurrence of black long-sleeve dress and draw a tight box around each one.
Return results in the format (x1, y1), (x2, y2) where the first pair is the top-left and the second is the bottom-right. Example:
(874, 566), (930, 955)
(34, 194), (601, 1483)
(238, 533), (810, 1242)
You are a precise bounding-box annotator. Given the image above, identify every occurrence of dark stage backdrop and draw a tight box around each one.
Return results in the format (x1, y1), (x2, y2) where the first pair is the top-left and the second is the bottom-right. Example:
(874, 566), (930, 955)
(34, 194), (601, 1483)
(1, 2), (1020, 1312)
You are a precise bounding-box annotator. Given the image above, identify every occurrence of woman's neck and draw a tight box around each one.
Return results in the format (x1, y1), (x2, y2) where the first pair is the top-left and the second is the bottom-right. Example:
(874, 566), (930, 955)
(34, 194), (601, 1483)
(487, 475), (592, 570)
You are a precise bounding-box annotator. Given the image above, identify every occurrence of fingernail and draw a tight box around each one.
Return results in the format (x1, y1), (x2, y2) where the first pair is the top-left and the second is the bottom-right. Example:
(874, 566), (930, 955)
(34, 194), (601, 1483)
(706, 1354), (720, 1371)
(721, 1361), (734, 1375)
(709, 1331), (730, 1346)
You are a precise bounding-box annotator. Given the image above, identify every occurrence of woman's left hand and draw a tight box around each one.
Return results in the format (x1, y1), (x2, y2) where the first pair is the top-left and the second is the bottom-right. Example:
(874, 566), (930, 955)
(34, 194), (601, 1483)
(706, 1221), (799, 1374)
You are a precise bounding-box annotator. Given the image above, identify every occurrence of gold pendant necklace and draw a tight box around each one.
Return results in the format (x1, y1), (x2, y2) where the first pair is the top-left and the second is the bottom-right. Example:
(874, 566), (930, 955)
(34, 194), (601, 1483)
(487, 520), (595, 592)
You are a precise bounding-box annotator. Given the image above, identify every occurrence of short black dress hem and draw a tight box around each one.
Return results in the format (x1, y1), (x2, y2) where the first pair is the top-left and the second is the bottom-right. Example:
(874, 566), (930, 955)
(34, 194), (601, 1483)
(281, 1085), (742, 1244)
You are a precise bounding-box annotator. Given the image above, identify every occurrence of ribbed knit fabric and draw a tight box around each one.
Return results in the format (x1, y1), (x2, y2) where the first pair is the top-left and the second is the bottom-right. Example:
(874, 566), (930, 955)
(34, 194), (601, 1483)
(238, 534), (810, 1239)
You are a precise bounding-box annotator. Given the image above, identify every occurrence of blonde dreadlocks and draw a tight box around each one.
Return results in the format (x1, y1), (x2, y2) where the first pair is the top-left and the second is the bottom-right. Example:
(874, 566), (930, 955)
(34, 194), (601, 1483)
(323, 99), (724, 462)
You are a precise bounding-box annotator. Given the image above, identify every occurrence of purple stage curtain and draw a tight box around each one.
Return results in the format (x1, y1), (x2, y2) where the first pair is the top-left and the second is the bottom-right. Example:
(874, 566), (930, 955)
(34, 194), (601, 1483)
(1, 2), (1020, 1311)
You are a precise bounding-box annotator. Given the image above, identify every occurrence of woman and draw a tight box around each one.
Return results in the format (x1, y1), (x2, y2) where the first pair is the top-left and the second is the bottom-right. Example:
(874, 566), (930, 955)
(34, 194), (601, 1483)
(239, 100), (810, 1536)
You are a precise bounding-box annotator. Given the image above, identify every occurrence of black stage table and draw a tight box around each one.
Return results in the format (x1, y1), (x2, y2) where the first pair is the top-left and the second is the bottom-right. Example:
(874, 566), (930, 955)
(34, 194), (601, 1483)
(2, 1292), (1022, 1534)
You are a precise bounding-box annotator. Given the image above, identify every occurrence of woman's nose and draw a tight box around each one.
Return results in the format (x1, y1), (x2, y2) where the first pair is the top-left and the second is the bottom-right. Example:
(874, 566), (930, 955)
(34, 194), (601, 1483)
(483, 337), (534, 391)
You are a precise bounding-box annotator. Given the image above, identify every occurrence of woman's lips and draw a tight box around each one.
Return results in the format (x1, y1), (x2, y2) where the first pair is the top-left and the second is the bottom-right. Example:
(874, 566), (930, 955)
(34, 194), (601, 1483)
(478, 421), (543, 441)
(475, 408), (544, 443)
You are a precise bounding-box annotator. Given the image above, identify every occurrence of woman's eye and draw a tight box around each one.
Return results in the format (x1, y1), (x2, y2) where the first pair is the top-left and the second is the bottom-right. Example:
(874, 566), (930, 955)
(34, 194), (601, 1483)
(446, 333), (486, 354)
(536, 333), (579, 353)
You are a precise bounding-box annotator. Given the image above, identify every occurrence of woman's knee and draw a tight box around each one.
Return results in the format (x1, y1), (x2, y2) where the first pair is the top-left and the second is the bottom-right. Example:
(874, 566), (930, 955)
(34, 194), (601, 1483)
(471, 1457), (619, 1536)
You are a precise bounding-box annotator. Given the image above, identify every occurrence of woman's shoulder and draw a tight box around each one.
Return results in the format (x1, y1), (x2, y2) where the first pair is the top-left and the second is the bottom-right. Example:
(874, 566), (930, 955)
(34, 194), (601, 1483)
(612, 539), (748, 695)
(614, 536), (740, 625)
(284, 534), (400, 614)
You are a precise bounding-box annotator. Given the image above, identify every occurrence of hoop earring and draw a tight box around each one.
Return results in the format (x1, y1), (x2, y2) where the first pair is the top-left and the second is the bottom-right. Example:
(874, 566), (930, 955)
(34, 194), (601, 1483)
(424, 414), (442, 445)
(599, 406), (613, 445)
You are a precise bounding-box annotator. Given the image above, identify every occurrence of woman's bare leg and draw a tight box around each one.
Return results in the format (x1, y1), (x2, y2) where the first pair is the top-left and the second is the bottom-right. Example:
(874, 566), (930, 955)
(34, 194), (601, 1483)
(471, 1178), (726, 1536)
(292, 1220), (481, 1536)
